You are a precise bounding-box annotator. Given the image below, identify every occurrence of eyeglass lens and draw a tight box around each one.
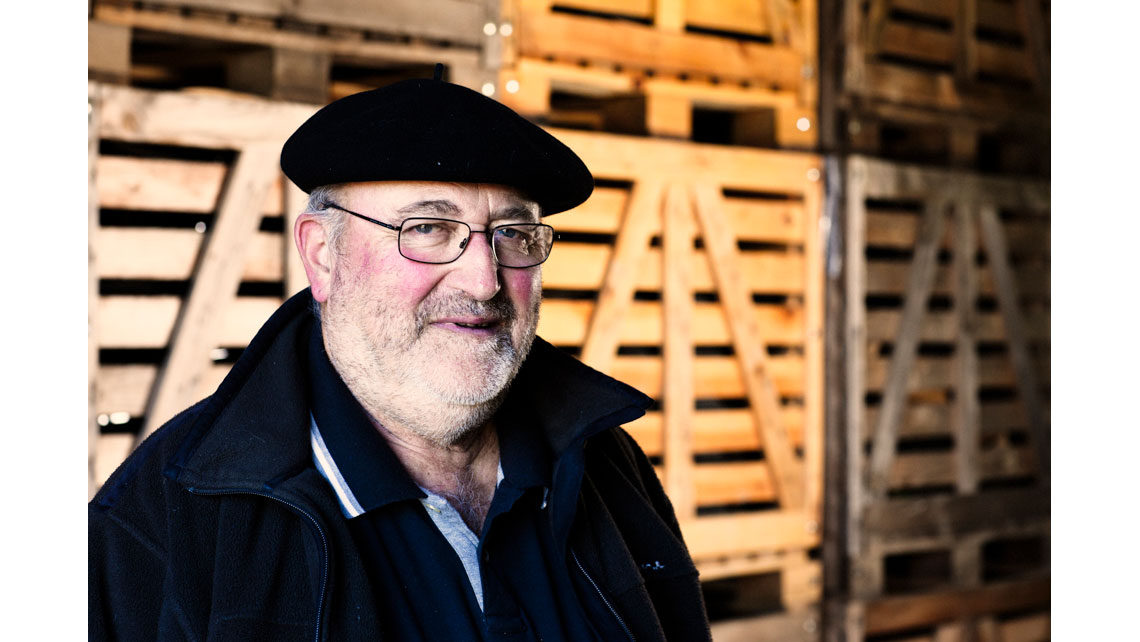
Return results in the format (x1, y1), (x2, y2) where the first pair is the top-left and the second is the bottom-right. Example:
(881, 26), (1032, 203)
(398, 218), (554, 267)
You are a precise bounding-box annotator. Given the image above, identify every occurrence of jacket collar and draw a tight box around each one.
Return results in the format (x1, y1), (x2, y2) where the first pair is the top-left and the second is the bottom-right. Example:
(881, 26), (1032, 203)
(165, 290), (653, 496)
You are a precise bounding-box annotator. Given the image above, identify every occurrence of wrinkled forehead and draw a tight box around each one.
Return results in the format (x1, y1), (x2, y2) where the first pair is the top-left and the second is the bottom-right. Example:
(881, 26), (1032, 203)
(339, 181), (541, 222)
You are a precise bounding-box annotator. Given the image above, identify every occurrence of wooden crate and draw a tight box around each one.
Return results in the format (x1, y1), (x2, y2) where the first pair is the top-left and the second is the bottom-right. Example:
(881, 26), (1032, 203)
(89, 86), (828, 636)
(498, 0), (819, 149)
(89, 0), (502, 102)
(836, 156), (1050, 641)
(833, 0), (1049, 173)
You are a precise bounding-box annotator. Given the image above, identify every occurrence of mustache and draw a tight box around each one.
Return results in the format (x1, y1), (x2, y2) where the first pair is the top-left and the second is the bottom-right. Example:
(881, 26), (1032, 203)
(415, 293), (518, 328)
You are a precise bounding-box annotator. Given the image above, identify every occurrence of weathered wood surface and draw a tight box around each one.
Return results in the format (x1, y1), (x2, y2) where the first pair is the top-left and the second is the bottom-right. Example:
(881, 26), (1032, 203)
(140, 143), (280, 440)
(864, 577), (1050, 635)
(662, 182), (696, 520)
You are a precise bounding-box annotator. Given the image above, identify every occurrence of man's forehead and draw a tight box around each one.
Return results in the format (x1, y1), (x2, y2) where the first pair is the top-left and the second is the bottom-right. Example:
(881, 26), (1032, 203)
(342, 181), (541, 218)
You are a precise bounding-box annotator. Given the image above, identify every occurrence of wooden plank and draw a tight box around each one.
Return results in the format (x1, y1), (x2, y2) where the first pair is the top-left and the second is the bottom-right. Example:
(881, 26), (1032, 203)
(887, 445), (1036, 490)
(710, 608), (819, 642)
(801, 170), (825, 518)
(866, 211), (1049, 258)
(97, 364), (232, 417)
(93, 5), (484, 79)
(863, 0), (891, 56)
(955, 0), (979, 83)
(954, 203), (980, 494)
(844, 157), (869, 563)
(662, 182), (696, 520)
(141, 143), (280, 440)
(543, 244), (807, 293)
(1000, 612), (1050, 642)
(856, 62), (1040, 116)
(867, 196), (947, 498)
(865, 353), (1050, 391)
(693, 183), (804, 508)
(625, 406), (806, 456)
(696, 549), (806, 582)
(578, 179), (663, 373)
(94, 82), (316, 149)
(686, 0), (772, 38)
(224, 47), (331, 104)
(865, 258), (1050, 301)
(864, 399), (1042, 440)
(516, 7), (803, 87)
(1015, 0), (1050, 92)
(862, 487), (1049, 541)
(865, 308), (1050, 345)
(610, 354), (805, 398)
(94, 434), (136, 488)
(89, 92), (102, 498)
(857, 156), (1050, 211)
(96, 155), (285, 215)
(96, 228), (284, 281)
(89, 20), (131, 80)
(292, 0), (488, 46)
(551, 185), (808, 244)
(978, 205), (1049, 481)
(682, 510), (818, 559)
(536, 299), (806, 346)
(96, 296), (283, 349)
(554, 0), (652, 19)
(653, 0), (684, 32)
(552, 127), (821, 192)
(864, 577), (1050, 635)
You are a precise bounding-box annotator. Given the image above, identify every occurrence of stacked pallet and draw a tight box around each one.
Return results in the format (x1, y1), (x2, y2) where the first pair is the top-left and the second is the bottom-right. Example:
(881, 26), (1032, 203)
(838, 157), (1050, 641)
(89, 0), (502, 101)
(831, 0), (1049, 174)
(498, 0), (818, 149)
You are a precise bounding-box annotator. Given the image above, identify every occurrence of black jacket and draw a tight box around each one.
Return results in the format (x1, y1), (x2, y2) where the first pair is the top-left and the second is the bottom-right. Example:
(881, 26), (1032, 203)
(89, 291), (711, 641)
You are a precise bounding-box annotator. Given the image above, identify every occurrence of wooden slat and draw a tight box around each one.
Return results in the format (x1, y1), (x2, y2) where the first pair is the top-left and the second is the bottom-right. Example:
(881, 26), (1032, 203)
(578, 179), (663, 372)
(141, 143), (280, 440)
(553, 0), (652, 19)
(865, 353), (1050, 391)
(89, 92), (102, 498)
(864, 577), (1050, 635)
(93, 82), (316, 149)
(857, 157), (1049, 211)
(544, 244), (806, 293)
(955, 0), (979, 83)
(954, 204), (980, 494)
(710, 609), (819, 642)
(96, 228), (284, 281)
(868, 196), (947, 498)
(866, 211), (1049, 259)
(863, 399), (1042, 440)
(685, 0), (772, 38)
(624, 407), (806, 456)
(978, 205), (1049, 481)
(653, 0), (684, 32)
(93, 6), (484, 87)
(611, 354), (805, 398)
(862, 487), (1049, 541)
(865, 308), (1049, 345)
(844, 157), (869, 562)
(516, 7), (803, 87)
(801, 162), (825, 517)
(662, 182), (696, 520)
(97, 155), (284, 214)
(865, 257), (1049, 300)
(856, 62), (1040, 117)
(97, 364), (233, 417)
(536, 299), (806, 346)
(96, 296), (283, 349)
(283, 179), (309, 296)
(94, 434), (136, 488)
(550, 127), (821, 192)
(682, 510), (817, 560)
(693, 183), (803, 508)
(1000, 612), (1050, 642)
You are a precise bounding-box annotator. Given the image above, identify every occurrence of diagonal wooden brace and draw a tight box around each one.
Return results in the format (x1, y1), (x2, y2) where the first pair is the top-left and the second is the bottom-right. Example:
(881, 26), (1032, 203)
(692, 183), (804, 508)
(867, 195), (948, 499)
(139, 143), (280, 444)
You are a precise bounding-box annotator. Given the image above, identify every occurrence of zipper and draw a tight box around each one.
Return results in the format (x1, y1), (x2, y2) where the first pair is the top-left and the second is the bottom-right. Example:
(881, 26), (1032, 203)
(571, 549), (635, 642)
(188, 487), (330, 642)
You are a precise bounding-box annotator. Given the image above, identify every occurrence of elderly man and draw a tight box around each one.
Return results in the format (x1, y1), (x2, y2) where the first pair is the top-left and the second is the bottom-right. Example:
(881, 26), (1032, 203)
(90, 75), (711, 641)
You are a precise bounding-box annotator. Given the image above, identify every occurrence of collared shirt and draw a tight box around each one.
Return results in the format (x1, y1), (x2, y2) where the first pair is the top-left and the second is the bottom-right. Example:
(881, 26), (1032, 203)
(305, 324), (619, 642)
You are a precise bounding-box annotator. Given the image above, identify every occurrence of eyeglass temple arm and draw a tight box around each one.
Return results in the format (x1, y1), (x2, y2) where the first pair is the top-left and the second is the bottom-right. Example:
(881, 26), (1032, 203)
(324, 203), (401, 232)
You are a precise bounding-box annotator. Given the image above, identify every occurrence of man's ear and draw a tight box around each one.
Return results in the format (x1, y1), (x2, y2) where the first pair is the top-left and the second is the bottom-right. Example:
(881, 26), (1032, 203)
(295, 214), (334, 303)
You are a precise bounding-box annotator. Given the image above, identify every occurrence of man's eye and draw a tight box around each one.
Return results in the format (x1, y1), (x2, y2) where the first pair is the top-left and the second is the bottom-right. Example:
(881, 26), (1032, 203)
(498, 227), (519, 239)
(410, 223), (440, 235)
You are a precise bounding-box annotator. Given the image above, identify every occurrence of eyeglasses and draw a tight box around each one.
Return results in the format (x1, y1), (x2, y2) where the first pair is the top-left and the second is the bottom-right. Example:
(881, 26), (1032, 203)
(325, 202), (555, 268)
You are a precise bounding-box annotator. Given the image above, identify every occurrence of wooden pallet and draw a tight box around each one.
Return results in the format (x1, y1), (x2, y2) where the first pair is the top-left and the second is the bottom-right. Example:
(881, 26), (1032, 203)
(90, 0), (501, 102)
(832, 0), (1049, 173)
(498, 0), (818, 148)
(835, 156), (1050, 641)
(89, 86), (828, 632)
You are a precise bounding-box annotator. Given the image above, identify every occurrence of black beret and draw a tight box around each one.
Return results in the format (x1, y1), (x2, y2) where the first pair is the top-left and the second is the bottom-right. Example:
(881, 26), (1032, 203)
(280, 78), (593, 215)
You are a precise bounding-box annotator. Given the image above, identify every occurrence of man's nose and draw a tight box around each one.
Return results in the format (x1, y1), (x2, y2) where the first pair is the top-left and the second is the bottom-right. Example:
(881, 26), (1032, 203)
(446, 231), (501, 301)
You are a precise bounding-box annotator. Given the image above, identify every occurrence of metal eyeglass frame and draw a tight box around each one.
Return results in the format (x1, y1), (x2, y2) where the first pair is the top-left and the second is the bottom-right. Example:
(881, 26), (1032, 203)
(324, 202), (555, 268)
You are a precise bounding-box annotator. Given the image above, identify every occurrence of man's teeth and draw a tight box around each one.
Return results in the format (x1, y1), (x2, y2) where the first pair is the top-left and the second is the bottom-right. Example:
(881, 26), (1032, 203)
(456, 321), (492, 328)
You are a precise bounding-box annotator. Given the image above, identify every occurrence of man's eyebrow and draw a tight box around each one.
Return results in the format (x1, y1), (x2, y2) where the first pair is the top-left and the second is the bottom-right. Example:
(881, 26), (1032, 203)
(395, 200), (461, 217)
(491, 204), (540, 223)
